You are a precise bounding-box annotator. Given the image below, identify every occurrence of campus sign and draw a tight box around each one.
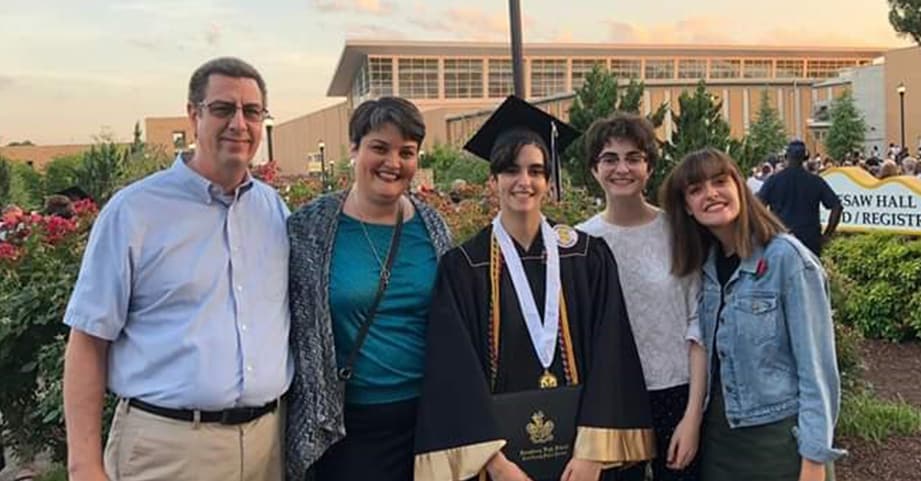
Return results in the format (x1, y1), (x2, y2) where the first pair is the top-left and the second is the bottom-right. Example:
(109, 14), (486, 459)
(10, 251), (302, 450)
(820, 167), (921, 236)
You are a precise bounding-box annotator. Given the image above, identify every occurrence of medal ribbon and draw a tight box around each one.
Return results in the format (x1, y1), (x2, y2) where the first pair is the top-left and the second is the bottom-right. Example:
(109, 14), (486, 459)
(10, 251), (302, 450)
(491, 216), (561, 372)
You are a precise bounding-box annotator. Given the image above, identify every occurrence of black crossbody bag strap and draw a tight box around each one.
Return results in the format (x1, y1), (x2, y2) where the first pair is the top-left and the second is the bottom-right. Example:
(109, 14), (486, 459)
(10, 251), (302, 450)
(337, 202), (405, 382)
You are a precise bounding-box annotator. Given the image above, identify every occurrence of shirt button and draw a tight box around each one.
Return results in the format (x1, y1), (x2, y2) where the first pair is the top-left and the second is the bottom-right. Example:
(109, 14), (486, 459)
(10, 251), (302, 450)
(246, 365), (254, 373)
(241, 324), (248, 332)
(236, 285), (243, 292)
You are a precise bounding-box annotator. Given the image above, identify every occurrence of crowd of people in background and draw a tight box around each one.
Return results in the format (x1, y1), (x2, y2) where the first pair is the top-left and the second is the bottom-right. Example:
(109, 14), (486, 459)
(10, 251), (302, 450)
(747, 141), (921, 197)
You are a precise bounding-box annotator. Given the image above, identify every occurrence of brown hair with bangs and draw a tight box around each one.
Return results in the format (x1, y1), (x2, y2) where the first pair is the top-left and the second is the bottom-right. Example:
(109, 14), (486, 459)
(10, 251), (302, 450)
(659, 148), (786, 277)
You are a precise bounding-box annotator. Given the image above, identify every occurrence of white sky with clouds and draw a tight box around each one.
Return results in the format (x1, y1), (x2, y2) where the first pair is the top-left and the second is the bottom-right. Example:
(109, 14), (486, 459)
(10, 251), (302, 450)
(0, 0), (911, 145)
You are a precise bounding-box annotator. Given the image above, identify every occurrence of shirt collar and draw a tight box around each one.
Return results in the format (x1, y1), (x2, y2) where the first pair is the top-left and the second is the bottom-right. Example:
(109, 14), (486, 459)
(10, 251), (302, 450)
(171, 154), (255, 205)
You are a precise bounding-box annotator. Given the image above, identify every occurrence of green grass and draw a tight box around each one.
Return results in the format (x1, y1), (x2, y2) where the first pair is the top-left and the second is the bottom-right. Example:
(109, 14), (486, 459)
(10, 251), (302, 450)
(838, 390), (921, 443)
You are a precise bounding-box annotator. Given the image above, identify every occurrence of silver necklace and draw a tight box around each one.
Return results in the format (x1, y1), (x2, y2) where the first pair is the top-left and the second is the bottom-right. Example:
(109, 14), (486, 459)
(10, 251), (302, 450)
(358, 219), (385, 271)
(349, 191), (403, 272)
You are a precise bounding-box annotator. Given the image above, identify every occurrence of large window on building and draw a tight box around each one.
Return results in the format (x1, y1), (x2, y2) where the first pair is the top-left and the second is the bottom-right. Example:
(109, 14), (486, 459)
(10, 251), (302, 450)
(645, 59), (675, 80)
(352, 61), (370, 104)
(398, 58), (439, 99)
(571, 58), (607, 90)
(488, 59), (514, 98)
(710, 59), (741, 79)
(678, 59), (707, 80)
(444, 58), (484, 99)
(806, 60), (858, 79)
(530, 59), (567, 97)
(743, 59), (773, 79)
(609, 59), (642, 80)
(776, 60), (804, 78)
(369, 57), (393, 96)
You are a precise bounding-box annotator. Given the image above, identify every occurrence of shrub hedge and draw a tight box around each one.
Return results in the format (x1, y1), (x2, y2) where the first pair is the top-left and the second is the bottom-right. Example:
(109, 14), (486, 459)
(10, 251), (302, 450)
(824, 233), (921, 342)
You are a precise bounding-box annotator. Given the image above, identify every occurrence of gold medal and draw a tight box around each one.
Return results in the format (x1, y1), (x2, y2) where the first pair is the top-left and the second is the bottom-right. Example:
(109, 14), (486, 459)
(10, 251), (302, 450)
(539, 369), (558, 389)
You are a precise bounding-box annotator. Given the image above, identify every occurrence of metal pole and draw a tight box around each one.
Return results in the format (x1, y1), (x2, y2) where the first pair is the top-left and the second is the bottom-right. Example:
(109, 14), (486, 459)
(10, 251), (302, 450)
(900, 91), (906, 149)
(319, 144), (327, 189)
(266, 125), (274, 163)
(508, 0), (525, 98)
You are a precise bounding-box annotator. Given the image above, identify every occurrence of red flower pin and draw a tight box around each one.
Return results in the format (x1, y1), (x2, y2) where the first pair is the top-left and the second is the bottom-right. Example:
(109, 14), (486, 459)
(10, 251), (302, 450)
(755, 258), (768, 278)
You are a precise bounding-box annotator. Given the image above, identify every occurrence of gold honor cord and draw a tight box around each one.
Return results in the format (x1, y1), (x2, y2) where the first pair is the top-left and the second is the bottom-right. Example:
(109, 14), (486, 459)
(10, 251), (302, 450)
(488, 234), (579, 390)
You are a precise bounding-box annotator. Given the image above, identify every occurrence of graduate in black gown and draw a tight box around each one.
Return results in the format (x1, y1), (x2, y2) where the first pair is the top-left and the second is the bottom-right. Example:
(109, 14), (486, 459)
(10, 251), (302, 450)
(414, 96), (655, 481)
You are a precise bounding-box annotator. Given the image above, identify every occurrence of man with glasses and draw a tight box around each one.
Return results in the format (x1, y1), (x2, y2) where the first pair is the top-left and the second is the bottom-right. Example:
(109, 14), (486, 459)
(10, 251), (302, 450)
(62, 57), (291, 481)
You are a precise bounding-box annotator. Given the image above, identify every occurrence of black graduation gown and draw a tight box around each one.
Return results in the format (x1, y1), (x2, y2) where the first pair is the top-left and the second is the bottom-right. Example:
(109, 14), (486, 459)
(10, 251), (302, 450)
(414, 224), (655, 481)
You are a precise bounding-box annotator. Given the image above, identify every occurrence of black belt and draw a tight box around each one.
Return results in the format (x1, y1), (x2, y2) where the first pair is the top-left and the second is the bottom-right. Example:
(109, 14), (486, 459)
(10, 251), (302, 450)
(127, 398), (278, 425)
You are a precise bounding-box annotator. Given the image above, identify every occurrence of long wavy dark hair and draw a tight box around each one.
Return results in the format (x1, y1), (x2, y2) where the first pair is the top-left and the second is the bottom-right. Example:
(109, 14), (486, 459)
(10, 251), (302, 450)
(660, 148), (786, 276)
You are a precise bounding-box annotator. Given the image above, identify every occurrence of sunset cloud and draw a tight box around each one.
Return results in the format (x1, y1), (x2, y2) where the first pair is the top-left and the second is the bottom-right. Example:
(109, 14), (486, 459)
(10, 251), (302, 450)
(312, 0), (395, 15)
(605, 17), (733, 44)
(403, 5), (539, 42)
(603, 15), (904, 47)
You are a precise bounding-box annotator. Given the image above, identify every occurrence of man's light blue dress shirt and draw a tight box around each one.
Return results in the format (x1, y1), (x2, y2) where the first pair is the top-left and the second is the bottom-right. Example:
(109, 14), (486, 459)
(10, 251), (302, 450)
(64, 156), (293, 410)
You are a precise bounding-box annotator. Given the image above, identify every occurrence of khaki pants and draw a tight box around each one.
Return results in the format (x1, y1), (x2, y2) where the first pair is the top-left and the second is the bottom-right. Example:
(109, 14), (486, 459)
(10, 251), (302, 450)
(103, 399), (284, 481)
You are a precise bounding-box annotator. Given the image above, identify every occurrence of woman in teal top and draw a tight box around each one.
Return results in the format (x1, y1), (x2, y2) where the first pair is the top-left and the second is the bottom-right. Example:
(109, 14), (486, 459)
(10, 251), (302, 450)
(329, 213), (436, 405)
(285, 97), (453, 481)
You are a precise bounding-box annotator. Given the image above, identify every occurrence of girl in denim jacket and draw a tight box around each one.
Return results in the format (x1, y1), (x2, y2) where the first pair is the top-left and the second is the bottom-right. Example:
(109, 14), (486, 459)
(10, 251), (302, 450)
(660, 148), (844, 481)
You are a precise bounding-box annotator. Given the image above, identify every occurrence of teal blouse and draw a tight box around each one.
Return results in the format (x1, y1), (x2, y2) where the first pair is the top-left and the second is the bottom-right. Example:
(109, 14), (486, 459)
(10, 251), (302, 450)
(329, 212), (437, 405)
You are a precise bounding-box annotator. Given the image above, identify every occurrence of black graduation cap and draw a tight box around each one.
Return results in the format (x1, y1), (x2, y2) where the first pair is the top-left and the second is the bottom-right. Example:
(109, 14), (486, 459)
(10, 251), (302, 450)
(464, 96), (581, 162)
(55, 186), (92, 202)
(463, 96), (581, 200)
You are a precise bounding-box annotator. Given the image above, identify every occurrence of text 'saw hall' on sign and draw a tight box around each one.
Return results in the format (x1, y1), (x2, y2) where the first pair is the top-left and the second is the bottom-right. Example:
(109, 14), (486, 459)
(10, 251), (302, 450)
(820, 167), (921, 236)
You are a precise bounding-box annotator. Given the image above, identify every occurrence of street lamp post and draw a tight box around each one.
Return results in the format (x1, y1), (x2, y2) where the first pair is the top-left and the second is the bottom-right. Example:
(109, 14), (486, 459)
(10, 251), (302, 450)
(897, 83), (907, 150)
(508, 0), (525, 98)
(318, 140), (327, 189)
(264, 115), (275, 163)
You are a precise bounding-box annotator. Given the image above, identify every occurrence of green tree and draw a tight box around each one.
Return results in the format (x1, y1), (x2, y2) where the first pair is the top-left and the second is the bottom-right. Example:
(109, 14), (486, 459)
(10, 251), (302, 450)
(889, 0), (921, 44)
(43, 155), (83, 195)
(742, 89), (788, 173)
(825, 89), (867, 162)
(6, 140), (35, 147)
(74, 143), (129, 203)
(426, 143), (489, 189)
(657, 82), (741, 200)
(9, 162), (44, 210)
(665, 82), (736, 161)
(0, 156), (11, 204)
(130, 120), (145, 154)
(566, 64), (668, 197)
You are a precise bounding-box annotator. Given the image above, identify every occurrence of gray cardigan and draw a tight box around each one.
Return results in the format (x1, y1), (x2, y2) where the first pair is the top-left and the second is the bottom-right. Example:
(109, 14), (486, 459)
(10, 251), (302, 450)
(284, 190), (453, 480)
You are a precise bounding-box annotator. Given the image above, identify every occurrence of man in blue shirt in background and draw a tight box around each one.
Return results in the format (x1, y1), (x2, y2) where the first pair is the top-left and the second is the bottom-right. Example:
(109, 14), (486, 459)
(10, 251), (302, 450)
(758, 140), (844, 256)
(62, 57), (292, 481)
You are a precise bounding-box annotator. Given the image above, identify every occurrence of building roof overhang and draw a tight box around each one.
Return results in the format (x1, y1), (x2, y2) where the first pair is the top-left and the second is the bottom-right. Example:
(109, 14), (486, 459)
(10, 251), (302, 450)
(327, 39), (887, 96)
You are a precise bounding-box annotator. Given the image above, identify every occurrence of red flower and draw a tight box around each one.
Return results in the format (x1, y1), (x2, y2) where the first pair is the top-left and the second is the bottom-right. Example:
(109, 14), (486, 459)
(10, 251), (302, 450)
(42, 215), (78, 244)
(755, 258), (768, 278)
(0, 242), (20, 261)
(73, 199), (99, 217)
(252, 161), (279, 185)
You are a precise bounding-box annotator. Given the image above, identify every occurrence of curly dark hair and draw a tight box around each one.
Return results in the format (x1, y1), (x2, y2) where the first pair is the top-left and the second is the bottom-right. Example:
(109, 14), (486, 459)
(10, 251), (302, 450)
(583, 113), (659, 174)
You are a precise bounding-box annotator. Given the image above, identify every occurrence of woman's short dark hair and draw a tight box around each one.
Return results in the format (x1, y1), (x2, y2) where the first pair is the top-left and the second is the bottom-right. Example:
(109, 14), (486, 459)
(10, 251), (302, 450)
(188, 57), (267, 106)
(584, 113), (659, 173)
(349, 97), (426, 147)
(488, 129), (551, 179)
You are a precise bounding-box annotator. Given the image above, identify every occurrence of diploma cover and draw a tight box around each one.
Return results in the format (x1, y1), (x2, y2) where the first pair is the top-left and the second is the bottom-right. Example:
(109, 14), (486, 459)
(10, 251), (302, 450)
(491, 385), (582, 481)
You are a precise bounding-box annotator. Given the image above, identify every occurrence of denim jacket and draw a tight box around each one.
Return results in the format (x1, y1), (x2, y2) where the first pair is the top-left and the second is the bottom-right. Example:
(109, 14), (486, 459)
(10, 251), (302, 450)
(694, 233), (845, 463)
